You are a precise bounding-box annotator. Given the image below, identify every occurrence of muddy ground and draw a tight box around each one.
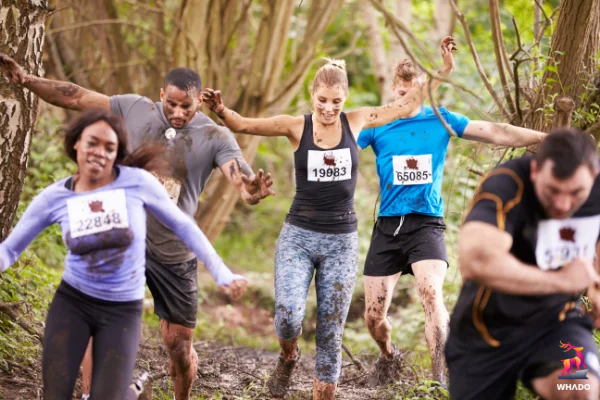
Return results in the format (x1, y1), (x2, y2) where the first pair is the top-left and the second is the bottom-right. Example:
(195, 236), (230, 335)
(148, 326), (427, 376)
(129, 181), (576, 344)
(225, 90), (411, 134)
(0, 284), (445, 399)
(0, 330), (446, 400)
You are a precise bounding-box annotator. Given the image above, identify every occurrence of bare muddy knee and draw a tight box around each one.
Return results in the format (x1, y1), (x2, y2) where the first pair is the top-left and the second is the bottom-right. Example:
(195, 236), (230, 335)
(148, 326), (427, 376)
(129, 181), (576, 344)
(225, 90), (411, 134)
(161, 320), (197, 400)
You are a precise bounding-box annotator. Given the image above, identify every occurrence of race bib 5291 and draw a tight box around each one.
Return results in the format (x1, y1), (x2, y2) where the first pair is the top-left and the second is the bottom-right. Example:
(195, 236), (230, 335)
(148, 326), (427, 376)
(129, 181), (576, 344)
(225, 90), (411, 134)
(307, 148), (352, 182)
(67, 189), (130, 239)
(535, 215), (600, 270)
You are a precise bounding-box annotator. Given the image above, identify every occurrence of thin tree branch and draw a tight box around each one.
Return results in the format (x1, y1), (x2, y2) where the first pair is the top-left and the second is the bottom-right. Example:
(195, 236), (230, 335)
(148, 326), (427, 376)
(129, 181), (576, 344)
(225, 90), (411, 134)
(221, 0), (252, 58)
(121, 0), (198, 61)
(47, 19), (169, 44)
(369, 0), (438, 69)
(0, 302), (44, 344)
(370, 0), (485, 102)
(65, 60), (154, 79)
(467, 167), (485, 176)
(427, 78), (457, 137)
(342, 343), (366, 373)
(326, 31), (362, 59)
(489, 0), (516, 115)
(47, 5), (70, 17)
(270, 0), (344, 107)
(510, 17), (534, 125)
(449, 0), (511, 119)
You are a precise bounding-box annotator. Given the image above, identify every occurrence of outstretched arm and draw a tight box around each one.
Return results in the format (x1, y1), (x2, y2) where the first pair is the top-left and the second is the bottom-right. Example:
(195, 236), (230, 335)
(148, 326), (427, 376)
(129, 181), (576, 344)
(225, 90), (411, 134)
(202, 88), (304, 140)
(347, 36), (456, 131)
(0, 53), (110, 111)
(141, 171), (247, 298)
(462, 121), (546, 147)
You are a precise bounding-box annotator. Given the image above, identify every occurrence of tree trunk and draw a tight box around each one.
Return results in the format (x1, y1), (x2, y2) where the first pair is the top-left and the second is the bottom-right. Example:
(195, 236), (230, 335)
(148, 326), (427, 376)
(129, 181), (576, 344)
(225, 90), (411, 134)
(531, 0), (600, 132)
(0, 0), (48, 240)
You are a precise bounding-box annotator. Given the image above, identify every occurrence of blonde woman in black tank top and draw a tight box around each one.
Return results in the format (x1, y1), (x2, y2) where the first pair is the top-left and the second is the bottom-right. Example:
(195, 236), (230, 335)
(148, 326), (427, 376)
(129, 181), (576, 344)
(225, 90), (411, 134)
(203, 58), (452, 400)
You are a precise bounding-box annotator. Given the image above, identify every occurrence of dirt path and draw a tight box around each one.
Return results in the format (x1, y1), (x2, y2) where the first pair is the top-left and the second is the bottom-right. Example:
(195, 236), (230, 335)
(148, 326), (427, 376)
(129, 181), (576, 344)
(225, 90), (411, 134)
(0, 333), (445, 400)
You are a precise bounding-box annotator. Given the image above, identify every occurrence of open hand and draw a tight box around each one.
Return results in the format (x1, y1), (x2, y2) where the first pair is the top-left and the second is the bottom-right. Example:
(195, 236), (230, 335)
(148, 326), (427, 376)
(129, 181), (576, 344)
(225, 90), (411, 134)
(242, 169), (275, 204)
(0, 53), (27, 85)
(440, 36), (456, 75)
(219, 278), (248, 301)
(202, 88), (225, 116)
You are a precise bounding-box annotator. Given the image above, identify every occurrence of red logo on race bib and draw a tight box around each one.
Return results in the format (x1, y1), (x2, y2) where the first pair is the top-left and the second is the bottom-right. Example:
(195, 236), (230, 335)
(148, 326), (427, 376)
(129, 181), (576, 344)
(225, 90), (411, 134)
(323, 152), (337, 167)
(559, 227), (576, 243)
(88, 200), (105, 213)
(406, 158), (419, 170)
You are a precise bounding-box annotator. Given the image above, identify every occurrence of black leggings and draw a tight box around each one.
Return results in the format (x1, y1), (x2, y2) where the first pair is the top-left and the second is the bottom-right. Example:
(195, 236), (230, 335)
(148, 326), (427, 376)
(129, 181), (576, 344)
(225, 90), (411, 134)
(43, 280), (143, 400)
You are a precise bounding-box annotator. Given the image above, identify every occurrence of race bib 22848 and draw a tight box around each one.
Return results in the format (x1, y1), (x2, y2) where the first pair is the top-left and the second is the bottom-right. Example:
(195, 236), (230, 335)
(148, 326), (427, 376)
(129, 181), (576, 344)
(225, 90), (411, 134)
(67, 189), (130, 239)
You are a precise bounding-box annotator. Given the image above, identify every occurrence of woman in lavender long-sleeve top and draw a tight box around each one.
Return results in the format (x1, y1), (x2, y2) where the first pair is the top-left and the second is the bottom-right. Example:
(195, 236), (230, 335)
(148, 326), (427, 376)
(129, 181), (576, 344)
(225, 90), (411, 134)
(0, 109), (246, 400)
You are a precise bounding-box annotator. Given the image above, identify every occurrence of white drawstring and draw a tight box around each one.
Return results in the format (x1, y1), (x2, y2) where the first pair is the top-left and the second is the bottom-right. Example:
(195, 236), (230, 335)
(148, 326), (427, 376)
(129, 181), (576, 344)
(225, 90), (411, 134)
(393, 215), (405, 236)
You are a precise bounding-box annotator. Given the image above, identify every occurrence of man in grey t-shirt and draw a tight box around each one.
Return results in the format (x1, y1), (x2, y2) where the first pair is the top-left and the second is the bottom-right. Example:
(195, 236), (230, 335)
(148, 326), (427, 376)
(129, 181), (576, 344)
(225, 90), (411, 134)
(1, 55), (273, 400)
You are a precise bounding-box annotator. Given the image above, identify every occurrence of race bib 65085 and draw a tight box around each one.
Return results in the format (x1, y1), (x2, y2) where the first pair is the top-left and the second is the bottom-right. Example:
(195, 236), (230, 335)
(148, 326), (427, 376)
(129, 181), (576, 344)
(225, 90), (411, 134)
(67, 189), (130, 238)
(307, 148), (352, 182)
(392, 154), (433, 185)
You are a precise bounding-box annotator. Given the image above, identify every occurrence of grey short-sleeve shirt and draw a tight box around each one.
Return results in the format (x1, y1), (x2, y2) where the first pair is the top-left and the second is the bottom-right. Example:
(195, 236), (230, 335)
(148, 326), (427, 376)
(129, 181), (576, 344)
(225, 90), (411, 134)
(110, 94), (243, 263)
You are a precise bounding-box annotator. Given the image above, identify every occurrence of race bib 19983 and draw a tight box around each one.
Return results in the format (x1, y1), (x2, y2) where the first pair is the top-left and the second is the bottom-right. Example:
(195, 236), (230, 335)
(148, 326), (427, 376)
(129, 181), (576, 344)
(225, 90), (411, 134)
(307, 148), (352, 182)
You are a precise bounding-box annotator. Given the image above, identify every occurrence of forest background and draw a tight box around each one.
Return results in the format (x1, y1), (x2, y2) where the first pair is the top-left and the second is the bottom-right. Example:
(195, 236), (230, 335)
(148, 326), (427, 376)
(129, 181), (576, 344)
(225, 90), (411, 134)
(1, 0), (599, 399)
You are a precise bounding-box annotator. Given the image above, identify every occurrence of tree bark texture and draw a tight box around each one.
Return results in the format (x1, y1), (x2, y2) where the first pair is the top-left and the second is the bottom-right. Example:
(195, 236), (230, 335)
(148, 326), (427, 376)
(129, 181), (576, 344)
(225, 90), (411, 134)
(532, 0), (600, 131)
(0, 0), (48, 241)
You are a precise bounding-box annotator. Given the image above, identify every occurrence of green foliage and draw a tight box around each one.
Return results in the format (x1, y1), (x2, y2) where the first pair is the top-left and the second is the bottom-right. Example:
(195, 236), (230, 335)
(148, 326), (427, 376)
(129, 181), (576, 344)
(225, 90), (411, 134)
(0, 254), (60, 373)
(16, 114), (76, 269)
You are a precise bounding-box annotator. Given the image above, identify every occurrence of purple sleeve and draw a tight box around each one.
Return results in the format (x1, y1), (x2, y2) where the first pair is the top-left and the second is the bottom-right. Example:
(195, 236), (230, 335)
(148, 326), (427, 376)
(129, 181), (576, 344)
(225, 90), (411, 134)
(137, 170), (243, 286)
(0, 190), (52, 272)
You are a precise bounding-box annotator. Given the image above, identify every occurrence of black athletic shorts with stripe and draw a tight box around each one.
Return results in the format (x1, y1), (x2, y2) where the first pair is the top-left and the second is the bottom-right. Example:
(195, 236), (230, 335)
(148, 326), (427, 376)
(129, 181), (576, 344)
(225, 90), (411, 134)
(363, 214), (448, 277)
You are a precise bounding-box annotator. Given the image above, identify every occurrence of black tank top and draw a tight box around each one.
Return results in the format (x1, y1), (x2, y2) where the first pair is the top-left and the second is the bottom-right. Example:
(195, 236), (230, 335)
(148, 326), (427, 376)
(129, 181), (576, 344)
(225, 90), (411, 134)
(286, 113), (359, 233)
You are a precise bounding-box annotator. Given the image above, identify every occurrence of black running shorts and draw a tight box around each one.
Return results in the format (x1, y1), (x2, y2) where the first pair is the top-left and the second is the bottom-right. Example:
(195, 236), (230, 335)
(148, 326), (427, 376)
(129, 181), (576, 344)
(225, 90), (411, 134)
(446, 313), (600, 400)
(363, 214), (448, 277)
(145, 252), (199, 328)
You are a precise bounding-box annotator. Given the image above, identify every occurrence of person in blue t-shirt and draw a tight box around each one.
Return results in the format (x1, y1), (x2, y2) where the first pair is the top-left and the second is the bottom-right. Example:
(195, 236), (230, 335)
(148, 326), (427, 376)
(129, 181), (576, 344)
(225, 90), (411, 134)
(358, 54), (547, 386)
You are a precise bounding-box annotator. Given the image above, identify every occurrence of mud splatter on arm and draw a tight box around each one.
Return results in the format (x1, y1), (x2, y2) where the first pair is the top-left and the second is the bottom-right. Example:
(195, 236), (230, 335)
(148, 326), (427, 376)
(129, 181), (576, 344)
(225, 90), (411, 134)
(23, 77), (110, 111)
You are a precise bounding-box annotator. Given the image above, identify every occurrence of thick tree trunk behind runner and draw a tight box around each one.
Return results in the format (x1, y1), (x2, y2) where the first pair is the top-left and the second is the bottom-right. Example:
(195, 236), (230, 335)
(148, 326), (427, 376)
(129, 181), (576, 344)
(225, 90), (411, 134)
(531, 0), (600, 133)
(0, 0), (48, 240)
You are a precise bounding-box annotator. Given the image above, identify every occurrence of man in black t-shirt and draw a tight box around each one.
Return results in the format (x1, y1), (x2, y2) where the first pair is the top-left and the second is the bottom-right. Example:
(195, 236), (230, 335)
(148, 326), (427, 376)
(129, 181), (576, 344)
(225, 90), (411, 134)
(447, 129), (600, 400)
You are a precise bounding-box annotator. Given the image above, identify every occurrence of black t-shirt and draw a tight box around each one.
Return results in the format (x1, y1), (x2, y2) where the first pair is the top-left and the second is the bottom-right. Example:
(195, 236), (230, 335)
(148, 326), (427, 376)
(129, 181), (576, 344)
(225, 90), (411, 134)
(450, 156), (600, 347)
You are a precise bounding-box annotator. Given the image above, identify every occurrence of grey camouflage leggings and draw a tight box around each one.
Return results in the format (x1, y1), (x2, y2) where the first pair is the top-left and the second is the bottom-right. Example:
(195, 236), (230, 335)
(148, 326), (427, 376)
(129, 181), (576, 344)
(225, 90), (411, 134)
(274, 223), (358, 383)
